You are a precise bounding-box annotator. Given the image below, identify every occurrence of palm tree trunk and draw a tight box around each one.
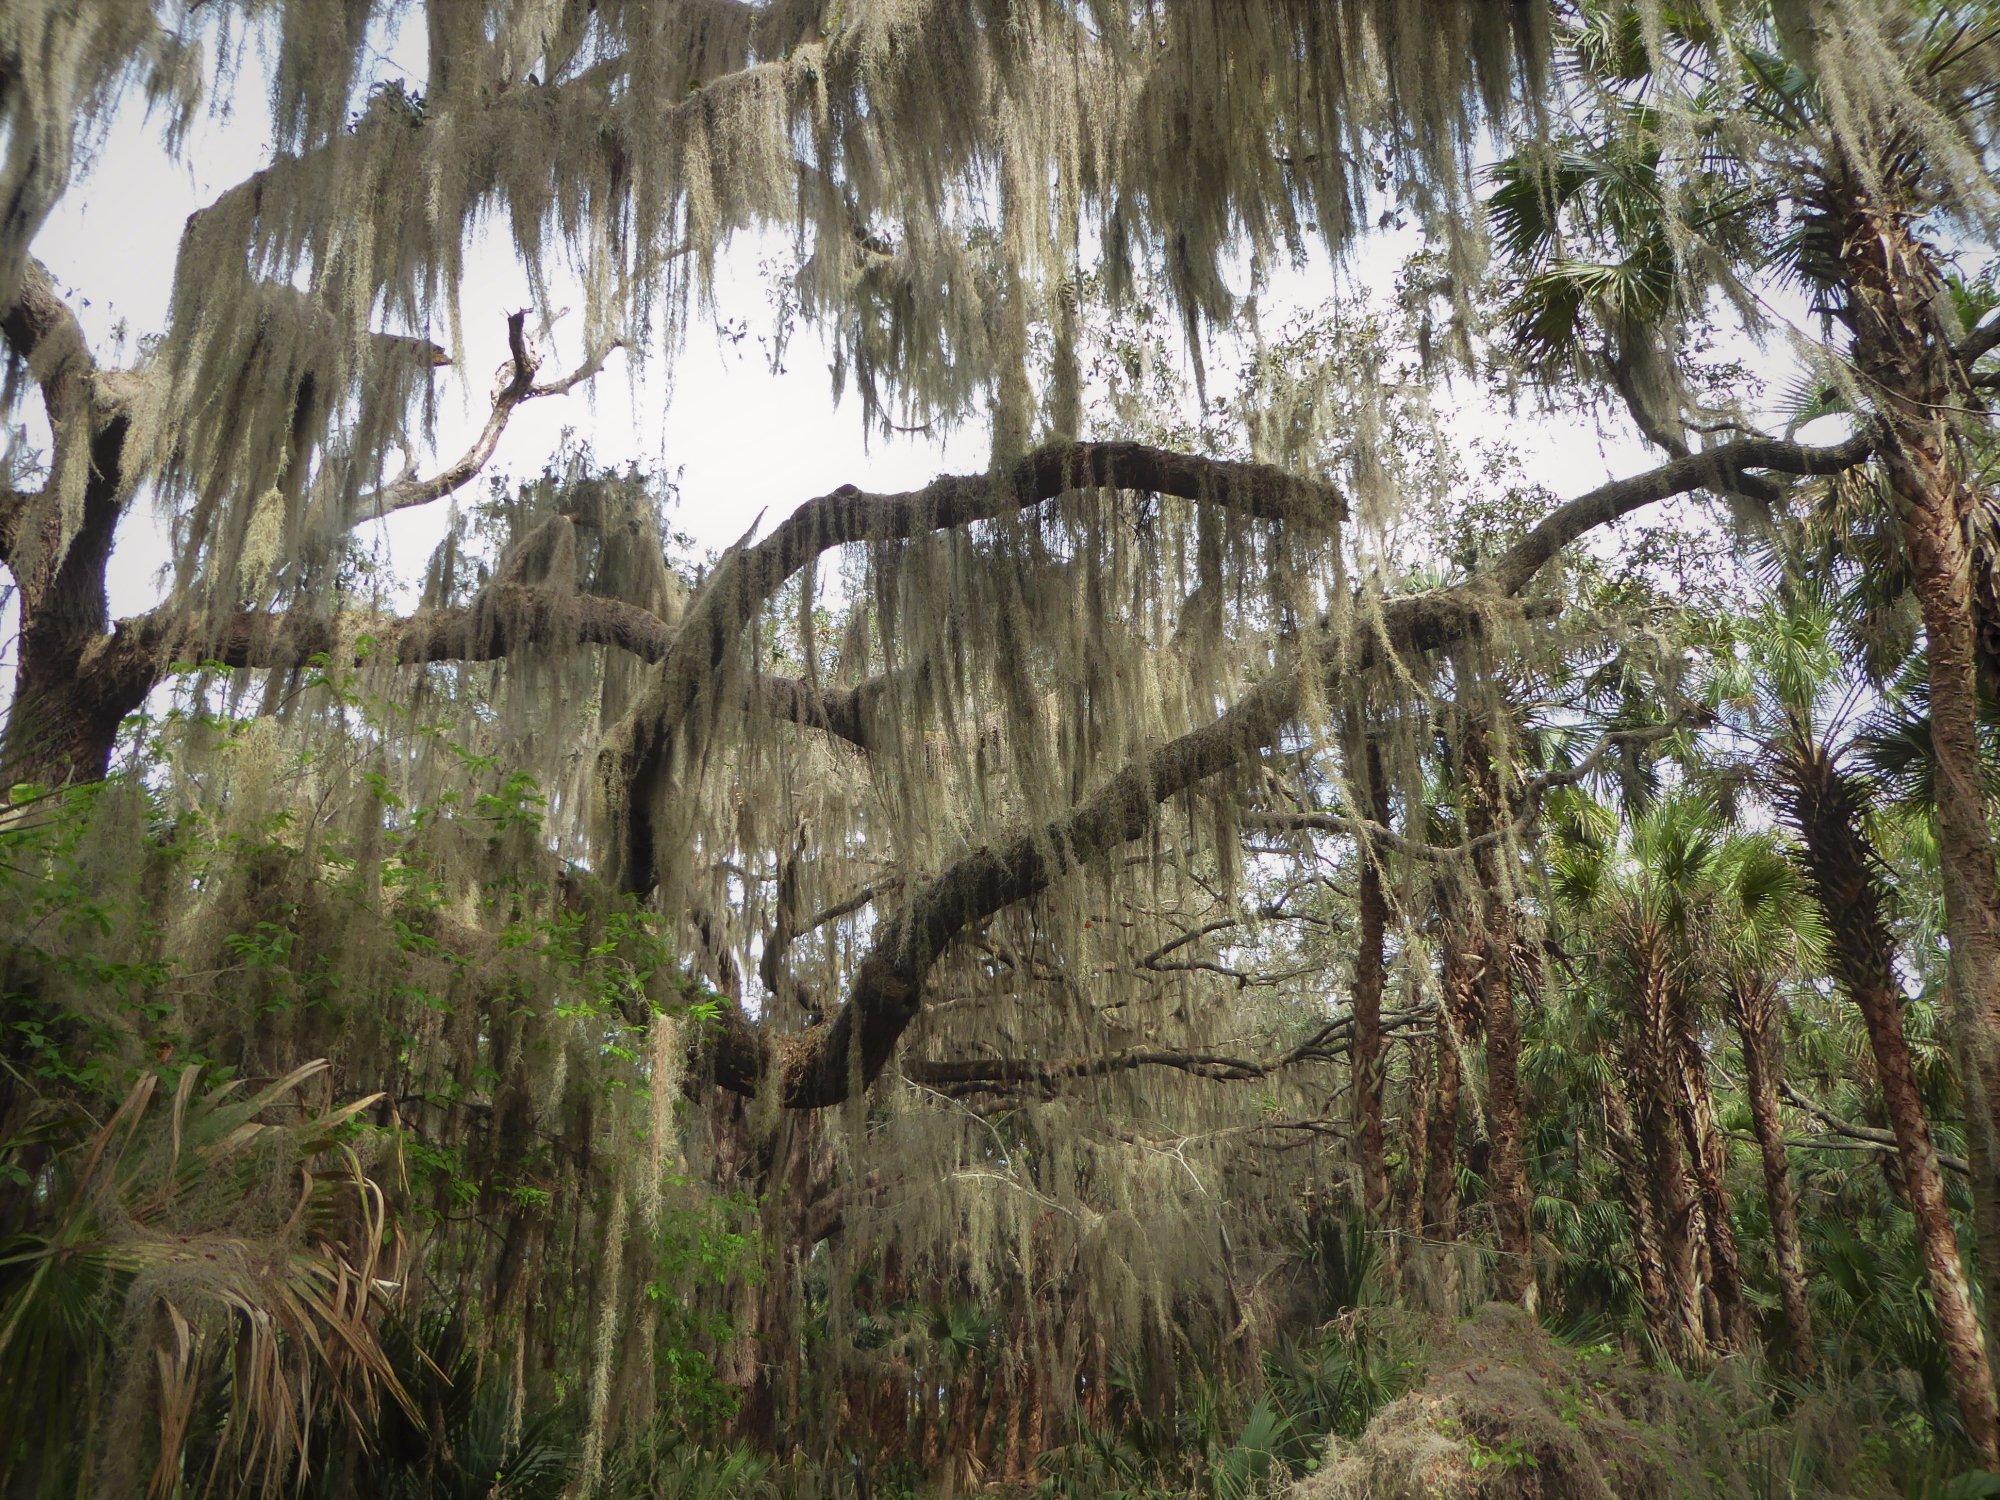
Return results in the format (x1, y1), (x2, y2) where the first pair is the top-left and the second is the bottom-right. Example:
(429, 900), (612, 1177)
(1840, 191), (2000, 1382)
(1672, 986), (1749, 1348)
(1630, 937), (1708, 1363)
(1784, 738), (2000, 1461)
(1462, 713), (1537, 1309)
(1422, 1007), (1462, 1246)
(1603, 1071), (1670, 1341)
(1729, 977), (1814, 1372)
(1424, 898), (1475, 1240)
(1401, 1026), (1434, 1272)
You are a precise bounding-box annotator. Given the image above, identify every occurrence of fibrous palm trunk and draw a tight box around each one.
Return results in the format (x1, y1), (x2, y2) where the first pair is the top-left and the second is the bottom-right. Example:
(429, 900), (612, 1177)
(1729, 976), (1814, 1372)
(1672, 986), (1748, 1349)
(1603, 1070), (1670, 1337)
(1628, 936), (1708, 1364)
(1785, 737), (1999, 1461)
(1421, 912), (1473, 1304)
(1839, 190), (2000, 1400)
(1462, 711), (1537, 1309)
(1352, 730), (1392, 1222)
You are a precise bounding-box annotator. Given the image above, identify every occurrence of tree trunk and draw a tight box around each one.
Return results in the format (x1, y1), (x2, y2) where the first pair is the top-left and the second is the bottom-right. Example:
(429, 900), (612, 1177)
(1401, 1024), (1434, 1273)
(1840, 191), (2000, 1387)
(1603, 1071), (1670, 1340)
(1351, 730), (1392, 1222)
(1629, 936), (1708, 1364)
(1672, 986), (1749, 1349)
(1729, 976), (1814, 1372)
(1424, 928), (1473, 1248)
(1785, 738), (2000, 1461)
(5, 644), (144, 789)
(0, 408), (146, 789)
(1462, 711), (1537, 1310)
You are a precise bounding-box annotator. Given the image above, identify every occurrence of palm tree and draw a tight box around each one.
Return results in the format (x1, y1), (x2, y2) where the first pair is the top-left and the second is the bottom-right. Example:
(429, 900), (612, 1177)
(1734, 596), (2000, 1458)
(1346, 714), (1393, 1225)
(1711, 829), (1826, 1372)
(1453, 700), (1540, 1311)
(1491, 3), (2000, 1353)
(1548, 790), (1731, 1363)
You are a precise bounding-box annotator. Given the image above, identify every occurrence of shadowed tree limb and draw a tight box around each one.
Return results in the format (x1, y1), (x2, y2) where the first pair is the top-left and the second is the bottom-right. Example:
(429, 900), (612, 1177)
(1780, 1080), (1972, 1176)
(601, 440), (1352, 893)
(108, 585), (892, 754)
(731, 428), (1874, 1107)
(903, 1008), (1428, 1097)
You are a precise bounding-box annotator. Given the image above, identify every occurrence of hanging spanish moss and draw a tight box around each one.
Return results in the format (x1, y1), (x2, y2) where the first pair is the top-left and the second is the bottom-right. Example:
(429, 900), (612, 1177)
(8, 1), (2000, 1495)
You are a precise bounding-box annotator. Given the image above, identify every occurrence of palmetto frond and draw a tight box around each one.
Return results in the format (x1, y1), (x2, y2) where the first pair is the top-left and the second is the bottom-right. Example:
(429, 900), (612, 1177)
(0, 1062), (409, 1495)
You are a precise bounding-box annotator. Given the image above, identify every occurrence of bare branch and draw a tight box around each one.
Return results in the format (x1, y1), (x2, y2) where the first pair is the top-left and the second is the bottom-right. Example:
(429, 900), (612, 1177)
(349, 312), (623, 526)
(1245, 719), (1696, 862)
(1781, 1080), (1970, 1175)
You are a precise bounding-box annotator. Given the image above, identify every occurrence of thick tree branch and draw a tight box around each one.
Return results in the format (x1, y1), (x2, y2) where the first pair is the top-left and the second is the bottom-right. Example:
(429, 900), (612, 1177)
(1484, 431), (1876, 596)
(1782, 1080), (1971, 1176)
(738, 429), (1873, 1108)
(903, 1008), (1426, 1097)
(605, 440), (1350, 893)
(741, 670), (894, 753)
(1959, 313), (2000, 369)
(0, 258), (95, 433)
(0, 481), (26, 561)
(110, 585), (892, 755)
(115, 584), (680, 675)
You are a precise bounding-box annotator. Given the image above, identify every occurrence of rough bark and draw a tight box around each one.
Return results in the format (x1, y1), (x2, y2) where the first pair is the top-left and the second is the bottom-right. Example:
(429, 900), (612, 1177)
(1422, 1016), (1463, 1249)
(1839, 193), (2000, 1388)
(1424, 919), (1474, 1249)
(1784, 738), (1999, 1462)
(1729, 977), (1814, 1372)
(1401, 1025), (1435, 1270)
(1671, 983), (1749, 1350)
(1462, 709), (1538, 1310)
(1352, 727), (1392, 1221)
(1628, 934), (1709, 1364)
(0, 263), (145, 787)
(1602, 1071), (1670, 1340)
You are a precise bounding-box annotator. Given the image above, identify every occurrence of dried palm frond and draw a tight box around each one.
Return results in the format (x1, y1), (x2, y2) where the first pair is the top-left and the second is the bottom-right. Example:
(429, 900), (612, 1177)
(0, 1060), (411, 1496)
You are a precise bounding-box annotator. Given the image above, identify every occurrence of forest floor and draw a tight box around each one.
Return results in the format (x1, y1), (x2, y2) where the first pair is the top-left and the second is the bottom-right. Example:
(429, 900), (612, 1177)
(1286, 1302), (1904, 1499)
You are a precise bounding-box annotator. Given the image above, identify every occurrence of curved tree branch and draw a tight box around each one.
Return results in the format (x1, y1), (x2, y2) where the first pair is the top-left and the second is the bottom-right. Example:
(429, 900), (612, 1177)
(110, 584), (892, 755)
(738, 428), (1875, 1108)
(904, 1008), (1427, 1097)
(604, 439), (1350, 893)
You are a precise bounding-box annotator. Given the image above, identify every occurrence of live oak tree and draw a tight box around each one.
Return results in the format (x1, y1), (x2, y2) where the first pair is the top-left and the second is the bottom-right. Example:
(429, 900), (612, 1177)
(5, 0), (2000, 1492)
